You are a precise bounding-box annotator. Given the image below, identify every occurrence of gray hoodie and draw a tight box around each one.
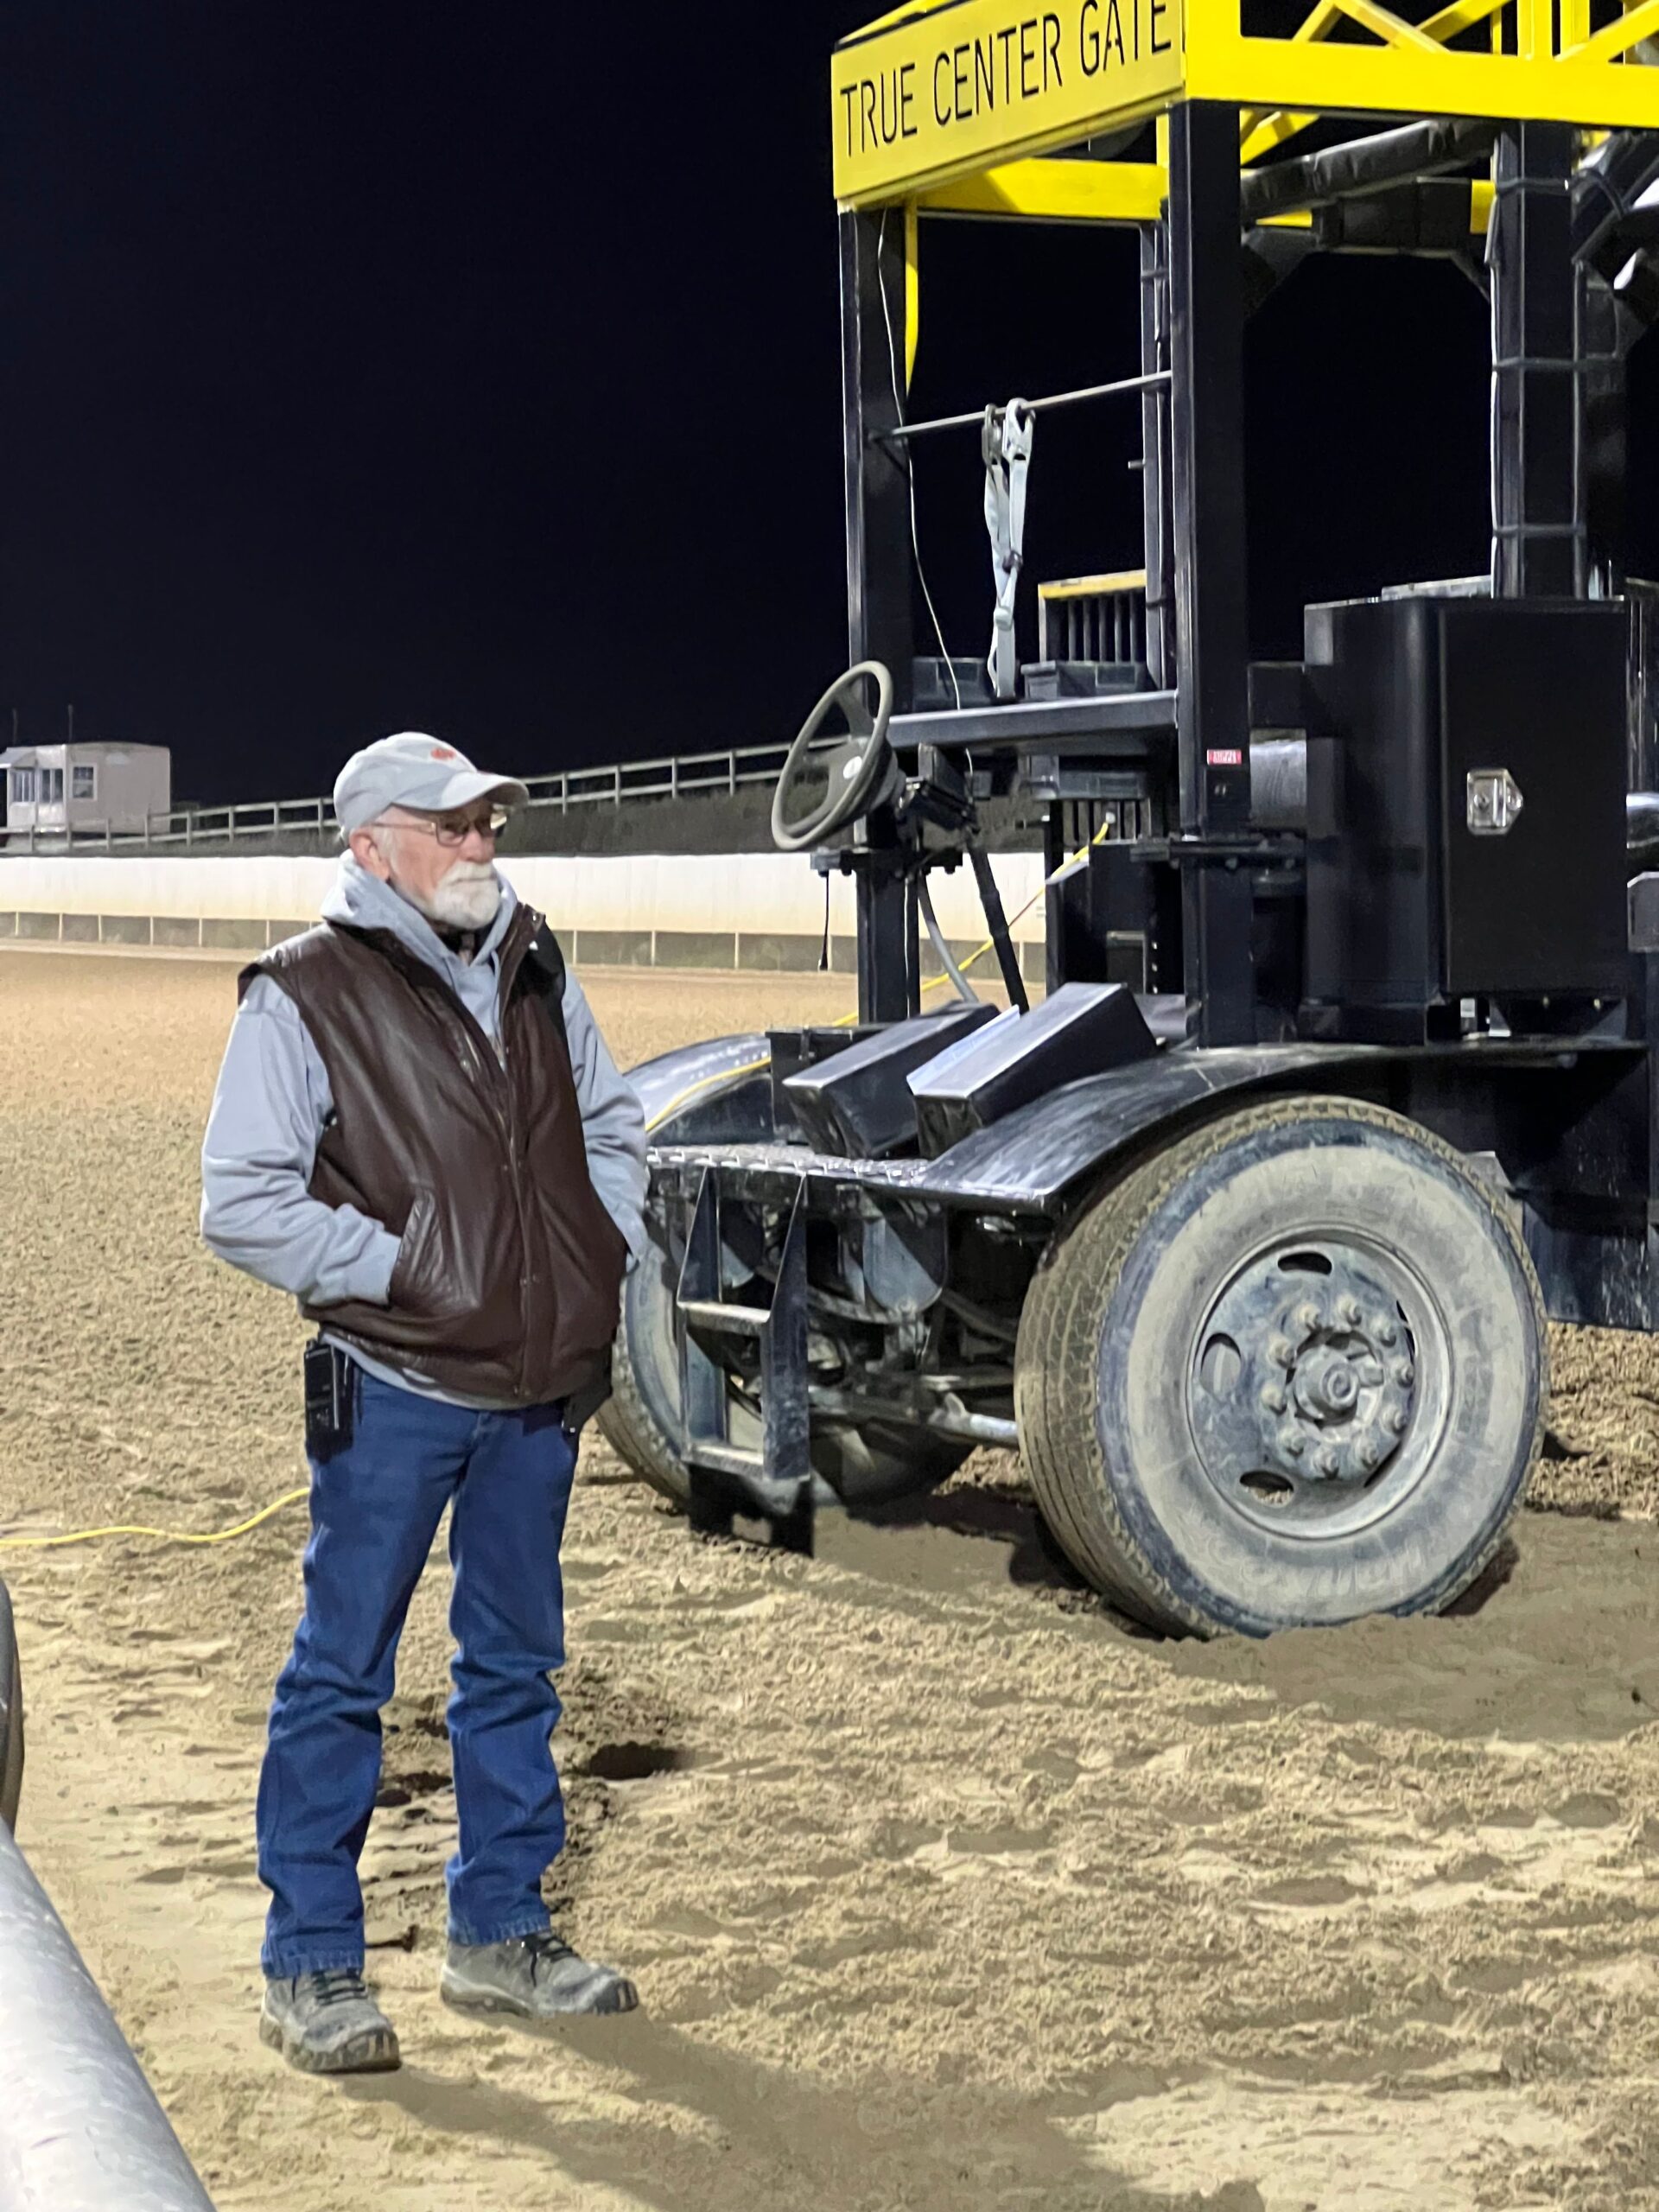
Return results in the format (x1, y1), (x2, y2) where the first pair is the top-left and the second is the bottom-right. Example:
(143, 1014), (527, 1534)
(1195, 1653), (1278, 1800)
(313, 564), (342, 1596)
(200, 854), (648, 1409)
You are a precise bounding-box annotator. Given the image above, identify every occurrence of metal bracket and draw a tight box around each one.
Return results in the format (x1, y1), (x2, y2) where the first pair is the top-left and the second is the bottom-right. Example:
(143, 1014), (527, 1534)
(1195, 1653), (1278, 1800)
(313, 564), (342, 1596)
(983, 400), (1033, 702)
(1466, 766), (1525, 836)
(677, 1169), (814, 1553)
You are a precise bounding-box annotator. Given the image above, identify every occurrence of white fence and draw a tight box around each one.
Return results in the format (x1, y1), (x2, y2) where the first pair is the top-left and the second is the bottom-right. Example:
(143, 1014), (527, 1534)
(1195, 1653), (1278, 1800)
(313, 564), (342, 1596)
(0, 853), (1048, 974)
(0, 739), (797, 853)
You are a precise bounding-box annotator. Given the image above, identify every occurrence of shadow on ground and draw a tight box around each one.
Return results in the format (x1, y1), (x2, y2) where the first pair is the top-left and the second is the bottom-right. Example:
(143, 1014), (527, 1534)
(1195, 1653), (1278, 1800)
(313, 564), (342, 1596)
(353, 2018), (1265, 2212)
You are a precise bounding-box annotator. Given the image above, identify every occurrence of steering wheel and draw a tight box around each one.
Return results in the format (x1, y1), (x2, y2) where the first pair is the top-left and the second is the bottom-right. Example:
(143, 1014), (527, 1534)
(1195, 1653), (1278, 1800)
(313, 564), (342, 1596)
(771, 661), (899, 853)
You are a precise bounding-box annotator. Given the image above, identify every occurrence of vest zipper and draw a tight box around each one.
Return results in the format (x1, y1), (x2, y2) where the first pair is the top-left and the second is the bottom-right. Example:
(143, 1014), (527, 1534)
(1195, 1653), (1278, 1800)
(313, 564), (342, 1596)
(362, 914), (543, 1401)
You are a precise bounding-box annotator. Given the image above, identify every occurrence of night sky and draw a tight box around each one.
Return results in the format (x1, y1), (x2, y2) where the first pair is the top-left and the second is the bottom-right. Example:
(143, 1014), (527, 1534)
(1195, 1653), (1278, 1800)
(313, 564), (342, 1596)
(2, 3), (1656, 805)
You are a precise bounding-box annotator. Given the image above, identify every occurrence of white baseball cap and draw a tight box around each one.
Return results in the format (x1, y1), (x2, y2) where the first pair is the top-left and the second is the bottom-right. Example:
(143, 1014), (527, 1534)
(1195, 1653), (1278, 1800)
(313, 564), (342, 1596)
(334, 732), (530, 837)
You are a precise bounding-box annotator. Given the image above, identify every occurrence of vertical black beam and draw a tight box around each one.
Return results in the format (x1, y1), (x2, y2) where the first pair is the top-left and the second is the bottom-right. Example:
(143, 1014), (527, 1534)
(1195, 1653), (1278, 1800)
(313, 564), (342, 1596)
(840, 207), (916, 688)
(1167, 102), (1255, 1045)
(1489, 124), (1581, 597)
(1138, 220), (1176, 696)
(840, 207), (917, 1023)
(1044, 804), (1073, 995)
(1577, 269), (1626, 600)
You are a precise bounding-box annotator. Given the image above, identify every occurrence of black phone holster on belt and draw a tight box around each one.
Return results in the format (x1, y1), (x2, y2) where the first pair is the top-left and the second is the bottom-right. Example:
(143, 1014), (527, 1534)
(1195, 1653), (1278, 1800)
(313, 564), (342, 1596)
(302, 1335), (356, 1459)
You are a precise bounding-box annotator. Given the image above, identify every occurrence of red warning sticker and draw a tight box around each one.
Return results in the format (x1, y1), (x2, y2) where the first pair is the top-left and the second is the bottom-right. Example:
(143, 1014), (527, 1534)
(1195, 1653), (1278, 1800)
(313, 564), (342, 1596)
(1205, 748), (1244, 766)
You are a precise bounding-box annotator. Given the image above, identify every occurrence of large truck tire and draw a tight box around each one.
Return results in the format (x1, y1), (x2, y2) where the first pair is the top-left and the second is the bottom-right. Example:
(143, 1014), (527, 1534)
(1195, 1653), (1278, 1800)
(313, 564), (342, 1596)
(599, 1225), (964, 1510)
(1015, 1096), (1546, 1638)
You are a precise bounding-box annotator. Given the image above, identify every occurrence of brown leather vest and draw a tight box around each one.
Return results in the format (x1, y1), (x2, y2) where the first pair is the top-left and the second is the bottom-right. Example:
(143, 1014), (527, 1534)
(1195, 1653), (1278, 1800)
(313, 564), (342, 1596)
(241, 901), (626, 1408)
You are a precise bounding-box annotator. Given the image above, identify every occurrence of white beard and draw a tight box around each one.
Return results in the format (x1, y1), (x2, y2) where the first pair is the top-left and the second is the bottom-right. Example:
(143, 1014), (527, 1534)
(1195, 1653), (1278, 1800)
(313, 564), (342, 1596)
(404, 860), (500, 933)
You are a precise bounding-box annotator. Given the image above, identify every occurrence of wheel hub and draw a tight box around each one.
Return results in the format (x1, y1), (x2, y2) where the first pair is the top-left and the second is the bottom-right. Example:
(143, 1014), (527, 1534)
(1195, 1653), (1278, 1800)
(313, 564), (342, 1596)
(1191, 1242), (1425, 1525)
(1262, 1285), (1415, 1483)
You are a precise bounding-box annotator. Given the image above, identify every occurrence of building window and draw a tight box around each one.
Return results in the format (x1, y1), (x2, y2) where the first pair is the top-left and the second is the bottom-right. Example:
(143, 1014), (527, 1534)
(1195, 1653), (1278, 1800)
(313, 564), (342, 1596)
(9, 768), (35, 805)
(73, 763), (96, 801)
(41, 767), (63, 805)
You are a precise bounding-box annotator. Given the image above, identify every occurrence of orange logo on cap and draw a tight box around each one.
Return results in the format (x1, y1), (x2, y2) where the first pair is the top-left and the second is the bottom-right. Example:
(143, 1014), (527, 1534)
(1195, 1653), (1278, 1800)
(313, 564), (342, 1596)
(429, 746), (457, 760)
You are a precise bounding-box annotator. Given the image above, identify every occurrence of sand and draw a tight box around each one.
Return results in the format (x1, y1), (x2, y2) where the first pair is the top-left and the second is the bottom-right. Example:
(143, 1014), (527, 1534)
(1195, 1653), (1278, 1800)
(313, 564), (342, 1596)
(1, 944), (1657, 2212)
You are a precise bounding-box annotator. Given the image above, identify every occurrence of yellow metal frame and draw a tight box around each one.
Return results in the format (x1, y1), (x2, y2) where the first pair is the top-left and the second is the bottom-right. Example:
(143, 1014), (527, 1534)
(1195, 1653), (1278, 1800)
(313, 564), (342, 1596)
(920, 157), (1168, 222)
(833, 0), (1659, 207)
(1039, 569), (1152, 597)
(916, 152), (1494, 227)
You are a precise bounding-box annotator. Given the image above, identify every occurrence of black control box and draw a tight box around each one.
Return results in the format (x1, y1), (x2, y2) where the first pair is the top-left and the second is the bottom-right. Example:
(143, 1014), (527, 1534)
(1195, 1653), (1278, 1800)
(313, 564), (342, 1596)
(1300, 594), (1628, 1039)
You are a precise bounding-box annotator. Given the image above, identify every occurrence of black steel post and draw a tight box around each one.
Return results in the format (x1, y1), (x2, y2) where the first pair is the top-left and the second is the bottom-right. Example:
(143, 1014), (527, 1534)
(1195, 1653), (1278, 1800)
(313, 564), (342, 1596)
(1489, 124), (1582, 596)
(1138, 220), (1175, 695)
(1577, 269), (1626, 598)
(1167, 101), (1255, 1044)
(840, 207), (917, 1022)
(840, 208), (915, 688)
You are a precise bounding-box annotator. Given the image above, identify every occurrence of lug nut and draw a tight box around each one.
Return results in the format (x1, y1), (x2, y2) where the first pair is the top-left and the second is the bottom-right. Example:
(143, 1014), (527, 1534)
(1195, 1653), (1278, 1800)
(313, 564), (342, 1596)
(1336, 1295), (1362, 1328)
(1393, 1358), (1414, 1388)
(1269, 1337), (1295, 1368)
(1294, 1302), (1323, 1334)
(1375, 1318), (1399, 1347)
(1279, 1428), (1306, 1458)
(1387, 1406), (1409, 1435)
(1357, 1440), (1381, 1471)
(1315, 1446), (1340, 1476)
(1260, 1383), (1287, 1414)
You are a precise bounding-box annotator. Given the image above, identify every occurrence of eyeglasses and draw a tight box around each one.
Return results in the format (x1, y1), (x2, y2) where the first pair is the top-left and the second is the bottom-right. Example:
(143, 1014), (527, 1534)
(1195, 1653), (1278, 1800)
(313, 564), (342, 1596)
(366, 807), (508, 847)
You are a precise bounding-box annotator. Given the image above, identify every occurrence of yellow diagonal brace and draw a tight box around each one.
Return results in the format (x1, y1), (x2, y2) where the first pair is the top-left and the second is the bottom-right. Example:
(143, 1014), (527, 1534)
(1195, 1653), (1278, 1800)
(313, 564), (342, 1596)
(1288, 0), (1349, 41)
(1241, 0), (1511, 168)
(1566, 0), (1659, 62)
(1241, 0), (1344, 143)
(1333, 0), (1449, 54)
(1240, 0), (1341, 162)
(1419, 0), (1510, 42)
(1243, 0), (1446, 165)
(1242, 109), (1319, 163)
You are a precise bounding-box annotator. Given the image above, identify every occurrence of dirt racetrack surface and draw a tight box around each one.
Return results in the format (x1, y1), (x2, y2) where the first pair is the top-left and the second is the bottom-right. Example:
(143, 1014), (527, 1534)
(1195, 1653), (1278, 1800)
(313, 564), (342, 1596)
(2, 944), (1658, 2212)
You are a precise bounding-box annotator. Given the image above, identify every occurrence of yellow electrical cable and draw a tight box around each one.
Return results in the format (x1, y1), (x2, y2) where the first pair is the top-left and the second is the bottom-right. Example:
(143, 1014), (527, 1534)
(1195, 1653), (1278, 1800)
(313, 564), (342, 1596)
(918, 818), (1113, 1001)
(644, 820), (1115, 1135)
(0, 1486), (309, 1554)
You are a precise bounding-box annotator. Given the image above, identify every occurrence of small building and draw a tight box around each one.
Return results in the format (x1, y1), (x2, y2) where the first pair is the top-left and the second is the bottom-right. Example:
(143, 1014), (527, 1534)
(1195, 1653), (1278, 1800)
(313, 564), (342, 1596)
(3, 743), (171, 840)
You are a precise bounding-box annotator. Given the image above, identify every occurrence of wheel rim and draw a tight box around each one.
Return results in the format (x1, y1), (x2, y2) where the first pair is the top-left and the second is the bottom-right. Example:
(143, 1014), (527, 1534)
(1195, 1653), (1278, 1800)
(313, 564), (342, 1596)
(1184, 1230), (1451, 1541)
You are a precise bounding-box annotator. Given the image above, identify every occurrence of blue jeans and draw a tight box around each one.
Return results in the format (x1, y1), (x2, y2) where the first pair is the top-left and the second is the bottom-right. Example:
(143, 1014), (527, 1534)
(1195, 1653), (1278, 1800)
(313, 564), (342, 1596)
(257, 1367), (577, 1977)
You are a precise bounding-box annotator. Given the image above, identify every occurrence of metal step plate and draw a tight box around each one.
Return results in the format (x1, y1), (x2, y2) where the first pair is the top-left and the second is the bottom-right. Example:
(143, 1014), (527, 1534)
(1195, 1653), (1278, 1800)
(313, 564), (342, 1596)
(781, 1003), (996, 1158)
(907, 982), (1157, 1158)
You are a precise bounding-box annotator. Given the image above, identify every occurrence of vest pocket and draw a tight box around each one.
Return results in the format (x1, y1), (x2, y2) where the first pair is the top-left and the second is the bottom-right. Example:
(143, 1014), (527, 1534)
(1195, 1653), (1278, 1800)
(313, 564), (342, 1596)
(389, 1185), (450, 1318)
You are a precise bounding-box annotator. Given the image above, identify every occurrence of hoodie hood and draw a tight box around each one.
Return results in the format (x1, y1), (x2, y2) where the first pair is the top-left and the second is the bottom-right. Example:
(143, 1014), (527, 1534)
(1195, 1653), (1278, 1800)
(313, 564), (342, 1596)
(321, 851), (518, 987)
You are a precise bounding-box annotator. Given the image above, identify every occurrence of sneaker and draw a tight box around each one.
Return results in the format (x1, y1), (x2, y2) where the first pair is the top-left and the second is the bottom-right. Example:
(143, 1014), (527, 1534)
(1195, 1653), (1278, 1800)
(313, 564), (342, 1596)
(440, 1929), (639, 2018)
(259, 1968), (401, 2074)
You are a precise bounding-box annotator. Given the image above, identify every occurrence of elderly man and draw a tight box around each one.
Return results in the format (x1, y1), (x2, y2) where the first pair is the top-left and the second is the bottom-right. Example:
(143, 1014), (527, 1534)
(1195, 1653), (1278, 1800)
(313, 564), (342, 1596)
(201, 732), (648, 2075)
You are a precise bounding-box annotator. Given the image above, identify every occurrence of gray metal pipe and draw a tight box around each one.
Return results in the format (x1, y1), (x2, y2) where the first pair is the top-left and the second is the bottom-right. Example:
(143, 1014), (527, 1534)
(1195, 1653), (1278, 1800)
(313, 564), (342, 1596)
(811, 1388), (1020, 1450)
(1240, 117), (1497, 225)
(0, 1819), (217, 2211)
